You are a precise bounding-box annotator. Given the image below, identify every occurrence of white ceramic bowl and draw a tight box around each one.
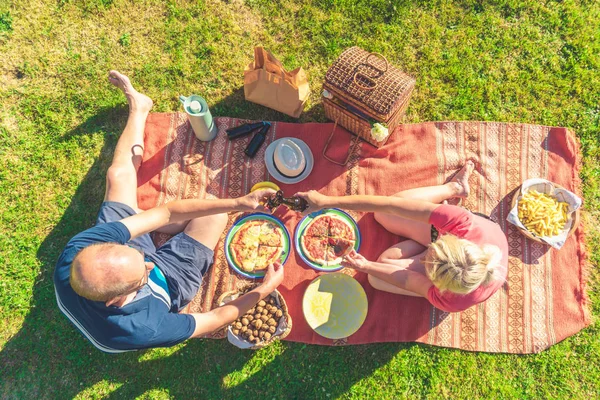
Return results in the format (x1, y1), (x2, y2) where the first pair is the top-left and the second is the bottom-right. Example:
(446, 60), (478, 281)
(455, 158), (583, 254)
(273, 139), (306, 178)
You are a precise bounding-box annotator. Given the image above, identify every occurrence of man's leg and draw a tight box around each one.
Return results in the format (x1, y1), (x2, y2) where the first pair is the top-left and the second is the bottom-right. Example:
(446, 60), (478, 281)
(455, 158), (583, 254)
(184, 213), (229, 251)
(373, 161), (474, 246)
(104, 70), (153, 210)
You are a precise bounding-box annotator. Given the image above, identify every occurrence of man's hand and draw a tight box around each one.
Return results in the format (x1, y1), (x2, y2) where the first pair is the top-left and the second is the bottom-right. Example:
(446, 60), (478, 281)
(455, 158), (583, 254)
(260, 262), (284, 292)
(341, 250), (370, 273)
(237, 189), (277, 213)
(294, 190), (329, 215)
(190, 261), (284, 339)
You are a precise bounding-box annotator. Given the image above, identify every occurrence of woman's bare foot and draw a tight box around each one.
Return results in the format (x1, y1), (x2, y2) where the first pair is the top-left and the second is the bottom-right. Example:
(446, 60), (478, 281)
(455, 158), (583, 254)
(108, 70), (153, 114)
(450, 160), (474, 198)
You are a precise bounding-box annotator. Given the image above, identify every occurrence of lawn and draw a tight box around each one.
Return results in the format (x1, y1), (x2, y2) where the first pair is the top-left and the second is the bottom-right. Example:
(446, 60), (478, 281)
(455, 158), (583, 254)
(1, 0), (599, 398)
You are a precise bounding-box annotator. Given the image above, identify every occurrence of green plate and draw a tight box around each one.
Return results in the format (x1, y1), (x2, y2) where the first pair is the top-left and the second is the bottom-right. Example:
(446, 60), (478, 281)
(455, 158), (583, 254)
(294, 208), (361, 271)
(302, 273), (368, 339)
(224, 213), (290, 279)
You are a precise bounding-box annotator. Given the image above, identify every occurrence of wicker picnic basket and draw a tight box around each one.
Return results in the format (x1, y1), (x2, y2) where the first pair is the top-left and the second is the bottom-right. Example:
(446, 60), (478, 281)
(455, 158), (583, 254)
(322, 46), (415, 155)
(218, 283), (292, 350)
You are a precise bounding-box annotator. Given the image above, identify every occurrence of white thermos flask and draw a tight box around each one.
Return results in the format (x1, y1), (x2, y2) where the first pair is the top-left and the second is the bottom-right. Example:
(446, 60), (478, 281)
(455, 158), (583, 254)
(179, 94), (218, 141)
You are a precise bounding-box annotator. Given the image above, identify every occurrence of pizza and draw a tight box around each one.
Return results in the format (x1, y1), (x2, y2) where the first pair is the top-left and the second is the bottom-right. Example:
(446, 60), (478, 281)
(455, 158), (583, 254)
(328, 215), (356, 240)
(301, 236), (329, 265)
(304, 214), (329, 237)
(300, 214), (356, 266)
(229, 219), (285, 272)
(230, 243), (258, 272)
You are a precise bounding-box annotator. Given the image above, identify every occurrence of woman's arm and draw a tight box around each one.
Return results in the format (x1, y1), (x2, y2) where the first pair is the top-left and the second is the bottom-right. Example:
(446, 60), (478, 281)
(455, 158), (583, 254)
(296, 191), (440, 224)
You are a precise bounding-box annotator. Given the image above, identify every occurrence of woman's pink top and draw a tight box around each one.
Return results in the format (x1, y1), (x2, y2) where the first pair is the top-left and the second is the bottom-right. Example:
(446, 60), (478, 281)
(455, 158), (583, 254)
(426, 205), (508, 312)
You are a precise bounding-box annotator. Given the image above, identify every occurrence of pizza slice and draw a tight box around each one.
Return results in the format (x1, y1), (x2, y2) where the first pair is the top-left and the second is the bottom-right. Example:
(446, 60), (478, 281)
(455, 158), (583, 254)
(258, 221), (285, 247)
(255, 244), (284, 270)
(303, 215), (330, 238)
(326, 237), (356, 264)
(300, 235), (330, 265)
(253, 254), (269, 272)
(328, 215), (356, 240)
(231, 220), (261, 247)
(230, 242), (259, 272)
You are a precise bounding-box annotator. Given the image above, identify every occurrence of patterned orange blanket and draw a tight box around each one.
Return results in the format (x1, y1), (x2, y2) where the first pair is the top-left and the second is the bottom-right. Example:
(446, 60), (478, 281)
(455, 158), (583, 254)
(138, 114), (589, 353)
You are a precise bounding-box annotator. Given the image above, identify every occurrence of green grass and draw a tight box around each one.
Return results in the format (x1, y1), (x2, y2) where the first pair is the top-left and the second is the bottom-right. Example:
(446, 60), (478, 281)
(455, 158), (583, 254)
(1, 0), (599, 398)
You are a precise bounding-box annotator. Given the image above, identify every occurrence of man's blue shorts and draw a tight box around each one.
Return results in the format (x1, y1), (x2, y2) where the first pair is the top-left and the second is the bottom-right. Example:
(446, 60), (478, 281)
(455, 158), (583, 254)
(97, 201), (214, 312)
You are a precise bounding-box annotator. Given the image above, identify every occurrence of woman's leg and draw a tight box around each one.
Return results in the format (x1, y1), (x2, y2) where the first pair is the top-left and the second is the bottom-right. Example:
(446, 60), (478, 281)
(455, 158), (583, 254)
(377, 239), (428, 261)
(366, 162), (474, 295)
(368, 249), (429, 296)
(373, 161), (474, 246)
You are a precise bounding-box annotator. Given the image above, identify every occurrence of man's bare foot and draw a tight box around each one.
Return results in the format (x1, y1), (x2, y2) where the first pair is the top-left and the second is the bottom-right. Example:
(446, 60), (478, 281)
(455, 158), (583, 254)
(450, 160), (475, 198)
(108, 70), (153, 113)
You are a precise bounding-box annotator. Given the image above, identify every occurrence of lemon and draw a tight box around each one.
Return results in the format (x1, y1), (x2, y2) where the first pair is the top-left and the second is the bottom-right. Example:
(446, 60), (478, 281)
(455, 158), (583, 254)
(304, 284), (333, 328)
(251, 181), (280, 193)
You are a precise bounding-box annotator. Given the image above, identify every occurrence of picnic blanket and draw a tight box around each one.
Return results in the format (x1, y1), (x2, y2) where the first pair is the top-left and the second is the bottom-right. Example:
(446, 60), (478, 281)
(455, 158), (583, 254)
(138, 113), (590, 353)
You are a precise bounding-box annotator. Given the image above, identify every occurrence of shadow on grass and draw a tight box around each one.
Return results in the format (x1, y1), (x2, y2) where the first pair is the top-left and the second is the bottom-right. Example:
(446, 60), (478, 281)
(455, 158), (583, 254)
(0, 103), (408, 399)
(210, 87), (327, 124)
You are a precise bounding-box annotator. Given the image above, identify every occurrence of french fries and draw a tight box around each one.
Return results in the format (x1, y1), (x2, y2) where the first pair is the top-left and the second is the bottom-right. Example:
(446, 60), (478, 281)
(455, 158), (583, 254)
(518, 190), (569, 237)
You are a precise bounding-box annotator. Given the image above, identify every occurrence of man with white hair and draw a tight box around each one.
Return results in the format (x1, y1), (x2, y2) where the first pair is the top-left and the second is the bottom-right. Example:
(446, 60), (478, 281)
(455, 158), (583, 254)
(54, 71), (283, 352)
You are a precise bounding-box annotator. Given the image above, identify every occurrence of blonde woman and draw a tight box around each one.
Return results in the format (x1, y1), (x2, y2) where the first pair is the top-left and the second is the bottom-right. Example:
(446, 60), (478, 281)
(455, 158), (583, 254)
(296, 161), (507, 312)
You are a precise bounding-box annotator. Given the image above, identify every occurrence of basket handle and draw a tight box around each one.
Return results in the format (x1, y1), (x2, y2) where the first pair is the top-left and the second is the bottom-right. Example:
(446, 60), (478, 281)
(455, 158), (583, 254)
(366, 52), (389, 74)
(323, 120), (361, 166)
(352, 73), (378, 91)
(352, 52), (389, 91)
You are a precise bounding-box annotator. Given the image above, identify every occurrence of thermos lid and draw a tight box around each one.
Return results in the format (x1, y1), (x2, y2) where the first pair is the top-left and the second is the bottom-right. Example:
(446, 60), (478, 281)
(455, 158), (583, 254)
(189, 100), (202, 113)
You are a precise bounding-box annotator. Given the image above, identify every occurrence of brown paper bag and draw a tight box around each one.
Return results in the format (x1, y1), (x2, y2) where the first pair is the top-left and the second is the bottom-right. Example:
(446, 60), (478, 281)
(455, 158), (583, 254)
(244, 47), (310, 118)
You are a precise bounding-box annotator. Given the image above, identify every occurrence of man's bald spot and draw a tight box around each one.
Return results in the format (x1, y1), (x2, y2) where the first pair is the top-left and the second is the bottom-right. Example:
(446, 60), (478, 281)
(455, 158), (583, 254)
(70, 243), (143, 301)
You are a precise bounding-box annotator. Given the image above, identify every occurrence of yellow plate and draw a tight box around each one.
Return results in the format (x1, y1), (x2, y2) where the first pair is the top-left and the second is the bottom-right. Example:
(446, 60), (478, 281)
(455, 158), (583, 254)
(302, 273), (368, 339)
(251, 181), (280, 193)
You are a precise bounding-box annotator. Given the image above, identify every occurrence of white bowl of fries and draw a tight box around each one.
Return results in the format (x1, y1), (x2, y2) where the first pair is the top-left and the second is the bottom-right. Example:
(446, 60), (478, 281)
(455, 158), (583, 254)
(507, 178), (582, 249)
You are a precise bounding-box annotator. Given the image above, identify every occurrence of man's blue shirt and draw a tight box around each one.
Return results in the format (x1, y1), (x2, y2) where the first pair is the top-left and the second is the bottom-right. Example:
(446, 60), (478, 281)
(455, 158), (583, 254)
(53, 222), (195, 353)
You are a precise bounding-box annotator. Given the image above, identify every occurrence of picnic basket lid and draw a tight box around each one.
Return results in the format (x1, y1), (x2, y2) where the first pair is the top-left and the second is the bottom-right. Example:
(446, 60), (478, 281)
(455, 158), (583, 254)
(324, 47), (415, 117)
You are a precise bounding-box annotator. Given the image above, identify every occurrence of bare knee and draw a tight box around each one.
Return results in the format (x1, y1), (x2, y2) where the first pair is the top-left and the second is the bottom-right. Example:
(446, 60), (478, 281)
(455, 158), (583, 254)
(185, 213), (229, 251)
(191, 213), (228, 233)
(376, 250), (392, 264)
(106, 165), (136, 186)
(368, 274), (385, 290)
(374, 211), (381, 224)
(373, 211), (387, 225)
(206, 213), (228, 232)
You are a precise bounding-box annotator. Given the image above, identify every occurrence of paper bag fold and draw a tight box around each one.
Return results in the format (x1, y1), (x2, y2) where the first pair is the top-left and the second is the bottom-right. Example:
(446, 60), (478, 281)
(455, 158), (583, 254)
(244, 47), (310, 118)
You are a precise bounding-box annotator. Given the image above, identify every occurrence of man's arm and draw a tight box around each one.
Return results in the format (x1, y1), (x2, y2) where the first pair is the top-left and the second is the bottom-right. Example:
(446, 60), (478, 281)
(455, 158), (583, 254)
(296, 191), (440, 224)
(120, 189), (274, 240)
(188, 263), (284, 338)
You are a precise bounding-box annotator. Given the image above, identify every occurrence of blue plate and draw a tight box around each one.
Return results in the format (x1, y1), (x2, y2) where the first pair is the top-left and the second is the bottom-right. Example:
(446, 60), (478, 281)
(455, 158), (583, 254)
(225, 213), (290, 279)
(294, 208), (361, 272)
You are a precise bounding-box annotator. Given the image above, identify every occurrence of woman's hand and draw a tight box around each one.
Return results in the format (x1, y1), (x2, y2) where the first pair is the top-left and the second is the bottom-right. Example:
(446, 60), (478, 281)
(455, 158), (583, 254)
(294, 190), (329, 215)
(341, 250), (370, 273)
(261, 262), (284, 292)
(237, 189), (276, 212)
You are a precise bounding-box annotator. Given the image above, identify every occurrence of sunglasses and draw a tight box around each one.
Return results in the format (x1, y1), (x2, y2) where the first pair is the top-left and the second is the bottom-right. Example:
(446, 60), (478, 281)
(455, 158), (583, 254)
(122, 245), (151, 296)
